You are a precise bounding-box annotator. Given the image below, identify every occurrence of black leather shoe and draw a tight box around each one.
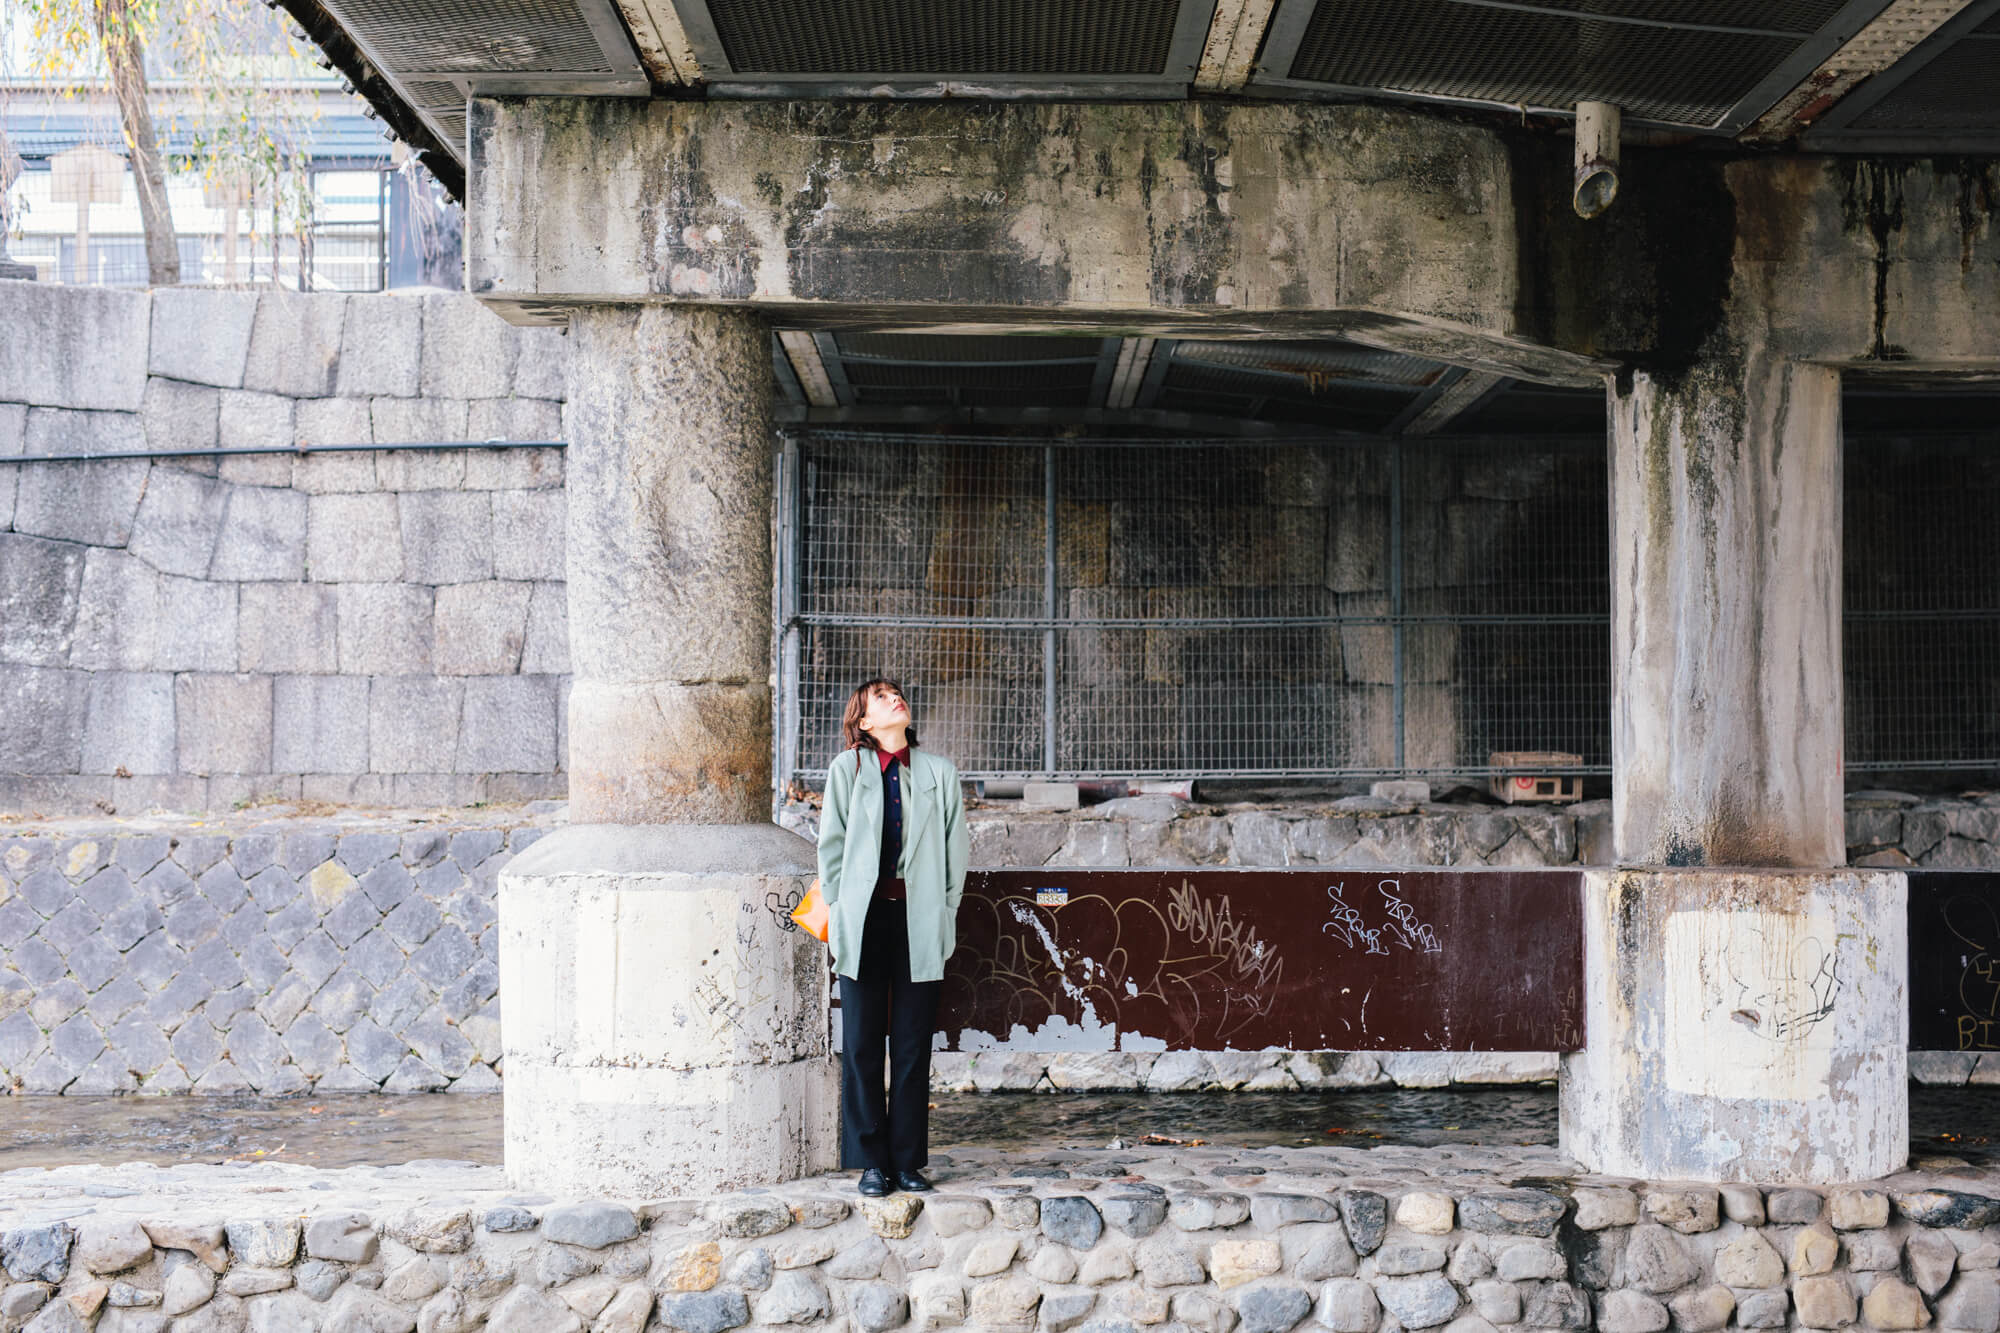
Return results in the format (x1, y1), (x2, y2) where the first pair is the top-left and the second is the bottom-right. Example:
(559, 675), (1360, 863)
(858, 1169), (891, 1197)
(896, 1170), (935, 1194)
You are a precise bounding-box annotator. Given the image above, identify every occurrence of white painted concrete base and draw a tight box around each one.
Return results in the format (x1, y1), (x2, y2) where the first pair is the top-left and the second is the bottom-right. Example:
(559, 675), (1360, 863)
(1561, 868), (1907, 1184)
(502, 1058), (838, 1196)
(499, 823), (840, 1195)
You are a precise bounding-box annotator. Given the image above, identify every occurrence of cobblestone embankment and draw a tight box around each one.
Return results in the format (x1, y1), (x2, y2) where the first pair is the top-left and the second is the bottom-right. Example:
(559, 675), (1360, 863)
(5, 1144), (2000, 1333)
(0, 807), (561, 1096)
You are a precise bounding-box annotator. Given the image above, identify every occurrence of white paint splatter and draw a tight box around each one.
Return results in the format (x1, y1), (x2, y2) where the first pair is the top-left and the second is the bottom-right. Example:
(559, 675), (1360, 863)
(952, 1010), (1121, 1051)
(1008, 900), (1090, 1009)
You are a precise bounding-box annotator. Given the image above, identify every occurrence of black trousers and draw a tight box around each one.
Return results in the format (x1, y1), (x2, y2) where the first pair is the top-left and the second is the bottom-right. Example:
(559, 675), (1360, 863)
(838, 895), (941, 1174)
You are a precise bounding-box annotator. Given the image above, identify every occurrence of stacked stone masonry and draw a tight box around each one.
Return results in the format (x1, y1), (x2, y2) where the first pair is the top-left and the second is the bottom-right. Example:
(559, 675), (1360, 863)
(5, 790), (1998, 1096)
(0, 809), (560, 1096)
(0, 281), (572, 815)
(937, 791), (2000, 879)
(9, 1144), (2000, 1333)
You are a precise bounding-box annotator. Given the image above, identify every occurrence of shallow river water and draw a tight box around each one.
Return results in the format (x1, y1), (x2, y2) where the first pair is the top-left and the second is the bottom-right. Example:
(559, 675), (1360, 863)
(2, 1087), (1996, 1173)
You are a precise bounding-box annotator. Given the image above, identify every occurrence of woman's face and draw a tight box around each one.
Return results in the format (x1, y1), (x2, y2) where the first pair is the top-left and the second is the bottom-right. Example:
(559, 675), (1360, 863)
(858, 684), (910, 739)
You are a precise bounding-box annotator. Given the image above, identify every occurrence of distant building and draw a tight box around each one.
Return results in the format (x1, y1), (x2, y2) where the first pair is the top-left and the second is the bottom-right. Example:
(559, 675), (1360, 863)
(1, 81), (460, 288)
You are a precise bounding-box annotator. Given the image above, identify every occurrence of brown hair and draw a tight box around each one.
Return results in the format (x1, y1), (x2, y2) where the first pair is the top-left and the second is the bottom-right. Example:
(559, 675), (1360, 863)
(841, 678), (919, 753)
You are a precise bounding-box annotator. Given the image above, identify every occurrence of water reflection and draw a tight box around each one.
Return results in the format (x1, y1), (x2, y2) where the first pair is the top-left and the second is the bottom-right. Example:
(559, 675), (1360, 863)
(0, 1087), (1992, 1172)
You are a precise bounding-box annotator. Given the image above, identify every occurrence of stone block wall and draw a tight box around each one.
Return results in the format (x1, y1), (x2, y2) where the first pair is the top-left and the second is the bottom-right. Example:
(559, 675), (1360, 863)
(0, 810), (555, 1095)
(945, 789), (2000, 878)
(953, 795), (1605, 874)
(0, 280), (571, 814)
(1846, 792), (2000, 869)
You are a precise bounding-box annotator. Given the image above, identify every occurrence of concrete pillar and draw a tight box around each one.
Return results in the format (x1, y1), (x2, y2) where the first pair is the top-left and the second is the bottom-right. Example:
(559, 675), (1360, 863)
(1561, 353), (1907, 1183)
(563, 305), (777, 825)
(500, 825), (836, 1195)
(499, 305), (836, 1195)
(1561, 868), (1906, 1182)
(1608, 354), (1844, 867)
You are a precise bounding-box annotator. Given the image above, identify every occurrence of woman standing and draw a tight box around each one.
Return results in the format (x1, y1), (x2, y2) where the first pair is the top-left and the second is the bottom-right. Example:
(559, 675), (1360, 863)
(817, 678), (970, 1197)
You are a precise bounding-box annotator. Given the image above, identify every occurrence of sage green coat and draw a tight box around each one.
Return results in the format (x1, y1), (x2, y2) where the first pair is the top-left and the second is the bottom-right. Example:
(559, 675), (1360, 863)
(817, 747), (970, 983)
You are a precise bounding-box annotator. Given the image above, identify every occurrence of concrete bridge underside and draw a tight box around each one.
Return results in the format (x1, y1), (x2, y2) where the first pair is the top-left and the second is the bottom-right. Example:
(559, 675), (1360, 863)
(480, 97), (2000, 1192)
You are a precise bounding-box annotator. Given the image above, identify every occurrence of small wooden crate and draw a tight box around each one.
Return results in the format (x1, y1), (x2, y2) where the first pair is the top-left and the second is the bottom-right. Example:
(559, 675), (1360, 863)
(1488, 750), (1585, 804)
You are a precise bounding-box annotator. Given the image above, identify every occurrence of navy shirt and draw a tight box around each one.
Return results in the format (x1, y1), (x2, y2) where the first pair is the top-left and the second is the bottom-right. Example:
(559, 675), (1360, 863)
(876, 746), (909, 897)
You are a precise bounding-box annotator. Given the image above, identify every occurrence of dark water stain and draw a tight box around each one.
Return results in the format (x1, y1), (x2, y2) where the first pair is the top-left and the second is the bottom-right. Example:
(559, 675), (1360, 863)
(1662, 834), (1706, 867)
(1838, 160), (1912, 363)
(1947, 159), (1997, 273)
(1507, 136), (1736, 389)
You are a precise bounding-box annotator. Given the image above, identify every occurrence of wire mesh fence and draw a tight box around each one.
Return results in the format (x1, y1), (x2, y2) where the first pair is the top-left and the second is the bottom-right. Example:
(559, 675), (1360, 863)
(1845, 435), (2000, 772)
(781, 428), (1999, 784)
(781, 430), (1611, 782)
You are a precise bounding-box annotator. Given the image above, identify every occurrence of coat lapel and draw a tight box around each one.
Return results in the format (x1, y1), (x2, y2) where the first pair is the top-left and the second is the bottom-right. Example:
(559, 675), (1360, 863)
(847, 750), (882, 860)
(901, 751), (939, 856)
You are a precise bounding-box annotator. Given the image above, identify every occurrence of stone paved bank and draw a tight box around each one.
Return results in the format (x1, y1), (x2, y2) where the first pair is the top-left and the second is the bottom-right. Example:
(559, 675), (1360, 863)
(0, 808), (560, 1096)
(6, 1145), (2000, 1333)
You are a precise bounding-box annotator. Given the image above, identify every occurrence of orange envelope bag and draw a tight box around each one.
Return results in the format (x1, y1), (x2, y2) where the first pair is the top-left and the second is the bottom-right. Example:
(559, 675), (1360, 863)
(791, 878), (830, 943)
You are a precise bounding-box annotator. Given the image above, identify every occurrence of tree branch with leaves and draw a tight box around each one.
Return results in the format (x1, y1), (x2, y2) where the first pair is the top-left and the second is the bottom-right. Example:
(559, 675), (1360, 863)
(10, 0), (323, 286)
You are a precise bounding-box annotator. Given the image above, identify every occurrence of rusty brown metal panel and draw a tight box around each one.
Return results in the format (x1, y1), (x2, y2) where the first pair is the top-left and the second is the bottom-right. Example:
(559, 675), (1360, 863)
(937, 868), (1583, 1052)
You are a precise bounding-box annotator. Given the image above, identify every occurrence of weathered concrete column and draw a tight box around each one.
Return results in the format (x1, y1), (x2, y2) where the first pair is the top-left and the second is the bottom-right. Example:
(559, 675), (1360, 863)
(563, 304), (776, 824)
(499, 305), (836, 1194)
(1561, 353), (1907, 1182)
(1562, 868), (1906, 1182)
(1609, 354), (1843, 868)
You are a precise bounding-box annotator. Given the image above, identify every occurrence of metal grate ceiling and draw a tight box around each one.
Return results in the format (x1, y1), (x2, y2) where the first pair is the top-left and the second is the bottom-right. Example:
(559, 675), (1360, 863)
(1848, 35), (2000, 131)
(778, 332), (1506, 435)
(1172, 341), (1447, 388)
(1487, 0), (1851, 25)
(702, 0), (1183, 74)
(324, 0), (613, 72)
(822, 333), (1110, 410)
(404, 75), (472, 144)
(403, 77), (468, 105)
(289, 0), (1996, 186)
(304, 0), (647, 187)
(780, 335), (2000, 440)
(838, 334), (1104, 362)
(843, 362), (1101, 403)
(1155, 361), (1415, 431)
(1272, 0), (1845, 128)
(1804, 0), (2000, 149)
(425, 110), (471, 150)
(674, 0), (1218, 92)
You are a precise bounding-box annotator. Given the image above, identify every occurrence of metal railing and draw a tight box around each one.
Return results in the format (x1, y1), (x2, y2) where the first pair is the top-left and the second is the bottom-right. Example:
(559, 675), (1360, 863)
(0, 440), (563, 465)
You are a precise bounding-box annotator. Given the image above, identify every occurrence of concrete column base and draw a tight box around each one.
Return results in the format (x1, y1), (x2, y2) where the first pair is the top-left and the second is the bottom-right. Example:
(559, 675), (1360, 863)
(499, 823), (839, 1196)
(1560, 868), (1907, 1184)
